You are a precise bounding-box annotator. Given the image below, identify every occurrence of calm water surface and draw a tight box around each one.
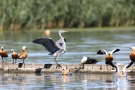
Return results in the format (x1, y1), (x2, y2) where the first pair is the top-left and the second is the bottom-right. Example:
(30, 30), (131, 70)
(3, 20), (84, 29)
(0, 29), (135, 89)
(0, 29), (135, 64)
(0, 73), (135, 90)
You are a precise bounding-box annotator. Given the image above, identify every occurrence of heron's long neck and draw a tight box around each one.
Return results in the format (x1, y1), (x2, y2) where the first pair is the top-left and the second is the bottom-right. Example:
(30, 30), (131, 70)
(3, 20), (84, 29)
(59, 32), (63, 39)
(59, 32), (65, 43)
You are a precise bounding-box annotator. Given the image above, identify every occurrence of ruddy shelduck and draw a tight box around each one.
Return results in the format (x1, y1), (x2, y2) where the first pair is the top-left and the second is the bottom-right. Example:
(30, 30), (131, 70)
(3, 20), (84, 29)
(18, 46), (28, 63)
(62, 69), (70, 75)
(113, 62), (128, 77)
(126, 46), (135, 68)
(97, 49), (120, 67)
(0, 47), (8, 62)
(11, 49), (18, 64)
(81, 56), (98, 64)
(42, 30), (50, 37)
(62, 65), (71, 75)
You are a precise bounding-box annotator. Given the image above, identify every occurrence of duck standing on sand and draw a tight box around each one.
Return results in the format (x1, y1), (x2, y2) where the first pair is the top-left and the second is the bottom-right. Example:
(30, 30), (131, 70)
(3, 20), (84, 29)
(81, 56), (98, 64)
(11, 49), (18, 64)
(0, 47), (8, 62)
(97, 49), (120, 67)
(126, 46), (135, 68)
(18, 46), (28, 63)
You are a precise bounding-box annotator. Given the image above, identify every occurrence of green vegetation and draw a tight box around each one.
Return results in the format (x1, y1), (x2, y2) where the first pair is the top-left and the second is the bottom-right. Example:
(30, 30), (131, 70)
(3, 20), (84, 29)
(0, 0), (135, 31)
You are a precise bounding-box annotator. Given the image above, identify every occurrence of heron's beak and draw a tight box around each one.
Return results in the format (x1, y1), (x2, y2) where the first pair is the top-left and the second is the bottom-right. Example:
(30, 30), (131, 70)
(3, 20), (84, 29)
(63, 31), (68, 33)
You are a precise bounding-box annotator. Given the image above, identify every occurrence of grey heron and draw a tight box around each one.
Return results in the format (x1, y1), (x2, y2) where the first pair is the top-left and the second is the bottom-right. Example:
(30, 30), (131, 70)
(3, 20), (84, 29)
(97, 48), (120, 67)
(32, 30), (67, 69)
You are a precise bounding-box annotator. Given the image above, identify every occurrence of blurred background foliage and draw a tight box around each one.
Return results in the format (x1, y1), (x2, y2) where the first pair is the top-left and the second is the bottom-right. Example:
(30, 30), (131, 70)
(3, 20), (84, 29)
(0, 0), (135, 31)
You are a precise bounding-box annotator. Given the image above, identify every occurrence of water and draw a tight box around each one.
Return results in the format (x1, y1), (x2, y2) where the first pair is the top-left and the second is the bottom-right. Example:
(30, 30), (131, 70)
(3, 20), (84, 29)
(0, 73), (135, 90)
(0, 29), (135, 64)
(0, 29), (135, 89)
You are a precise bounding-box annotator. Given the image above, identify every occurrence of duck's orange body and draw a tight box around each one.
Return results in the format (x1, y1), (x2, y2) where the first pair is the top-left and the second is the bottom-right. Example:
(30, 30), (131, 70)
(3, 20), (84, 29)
(62, 69), (70, 75)
(105, 54), (113, 62)
(42, 30), (50, 37)
(0, 47), (8, 62)
(97, 49), (120, 67)
(125, 46), (135, 68)
(12, 52), (18, 59)
(130, 49), (135, 62)
(18, 46), (28, 63)
(19, 51), (27, 59)
(11, 49), (18, 64)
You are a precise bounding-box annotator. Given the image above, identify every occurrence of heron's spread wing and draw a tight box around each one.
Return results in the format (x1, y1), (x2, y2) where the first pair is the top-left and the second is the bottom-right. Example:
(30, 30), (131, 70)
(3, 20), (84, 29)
(32, 38), (59, 54)
(55, 38), (66, 50)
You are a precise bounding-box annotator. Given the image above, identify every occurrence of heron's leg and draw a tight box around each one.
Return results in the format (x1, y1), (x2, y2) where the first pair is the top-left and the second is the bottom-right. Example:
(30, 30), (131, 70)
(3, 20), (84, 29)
(54, 56), (62, 69)
(54, 56), (58, 65)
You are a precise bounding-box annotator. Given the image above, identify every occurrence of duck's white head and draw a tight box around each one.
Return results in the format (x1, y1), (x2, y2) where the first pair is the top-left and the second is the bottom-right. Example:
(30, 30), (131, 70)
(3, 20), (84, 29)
(81, 56), (87, 64)
(131, 46), (135, 50)
(22, 46), (27, 50)
(11, 49), (14, 52)
(1, 47), (3, 50)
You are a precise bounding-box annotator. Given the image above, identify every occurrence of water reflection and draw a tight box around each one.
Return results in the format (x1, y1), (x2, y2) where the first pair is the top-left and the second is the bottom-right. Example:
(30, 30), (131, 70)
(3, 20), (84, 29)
(0, 73), (135, 90)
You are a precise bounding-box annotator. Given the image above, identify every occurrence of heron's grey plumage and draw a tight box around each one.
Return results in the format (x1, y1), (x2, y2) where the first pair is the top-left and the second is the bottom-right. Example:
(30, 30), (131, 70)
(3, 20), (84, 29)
(55, 38), (66, 51)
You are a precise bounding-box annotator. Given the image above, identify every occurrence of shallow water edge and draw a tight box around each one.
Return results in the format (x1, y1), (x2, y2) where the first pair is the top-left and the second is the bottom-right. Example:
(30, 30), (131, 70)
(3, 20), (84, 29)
(0, 62), (135, 74)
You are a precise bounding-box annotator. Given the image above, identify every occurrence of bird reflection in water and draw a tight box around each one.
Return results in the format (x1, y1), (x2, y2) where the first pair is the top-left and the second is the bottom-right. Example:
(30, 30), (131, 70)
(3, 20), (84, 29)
(105, 77), (129, 90)
(62, 75), (69, 83)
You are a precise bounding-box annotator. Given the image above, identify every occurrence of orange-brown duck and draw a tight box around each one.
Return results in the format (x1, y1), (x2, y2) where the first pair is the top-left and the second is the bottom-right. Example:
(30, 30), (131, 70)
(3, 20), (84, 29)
(126, 46), (135, 68)
(42, 30), (50, 37)
(62, 69), (70, 75)
(0, 47), (8, 62)
(97, 49), (120, 67)
(113, 62), (128, 77)
(11, 49), (18, 64)
(18, 46), (28, 63)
